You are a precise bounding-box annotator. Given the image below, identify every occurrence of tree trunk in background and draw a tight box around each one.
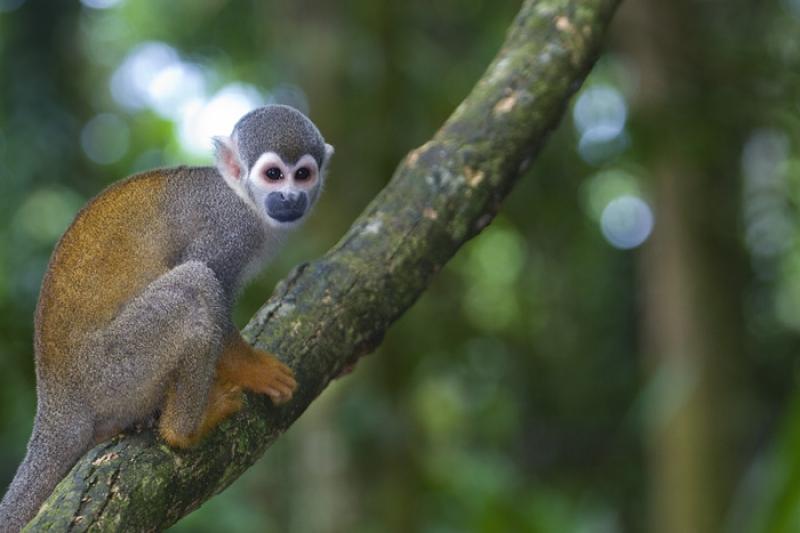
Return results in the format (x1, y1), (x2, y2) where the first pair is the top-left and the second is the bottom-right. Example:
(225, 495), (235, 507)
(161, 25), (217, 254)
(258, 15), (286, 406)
(616, 1), (753, 531)
(641, 164), (737, 533)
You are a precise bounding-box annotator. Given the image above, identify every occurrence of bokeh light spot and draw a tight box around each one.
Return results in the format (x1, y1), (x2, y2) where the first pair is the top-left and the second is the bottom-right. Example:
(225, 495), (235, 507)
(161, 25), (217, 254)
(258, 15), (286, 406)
(600, 195), (654, 250)
(578, 127), (630, 165)
(14, 188), (84, 245)
(472, 228), (526, 286)
(147, 62), (207, 120)
(80, 0), (123, 9)
(741, 129), (792, 262)
(81, 113), (130, 165)
(573, 85), (628, 165)
(746, 210), (793, 258)
(110, 42), (180, 110)
(742, 129), (789, 192)
(573, 85), (627, 136)
(0, 0), (26, 13)
(581, 169), (641, 221)
(784, 0), (800, 16)
(459, 225), (526, 331)
(177, 84), (264, 155)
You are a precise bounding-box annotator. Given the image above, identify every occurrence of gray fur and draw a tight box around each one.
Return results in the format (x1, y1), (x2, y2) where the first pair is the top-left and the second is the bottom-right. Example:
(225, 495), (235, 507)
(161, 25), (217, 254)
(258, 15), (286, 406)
(83, 261), (226, 439)
(0, 105), (331, 531)
(0, 261), (226, 533)
(0, 401), (93, 533)
(166, 166), (279, 295)
(233, 105), (327, 168)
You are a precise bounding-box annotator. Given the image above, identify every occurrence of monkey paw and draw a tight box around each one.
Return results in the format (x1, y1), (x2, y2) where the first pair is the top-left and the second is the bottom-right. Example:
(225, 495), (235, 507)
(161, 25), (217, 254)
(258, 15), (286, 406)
(160, 425), (198, 449)
(252, 351), (298, 405)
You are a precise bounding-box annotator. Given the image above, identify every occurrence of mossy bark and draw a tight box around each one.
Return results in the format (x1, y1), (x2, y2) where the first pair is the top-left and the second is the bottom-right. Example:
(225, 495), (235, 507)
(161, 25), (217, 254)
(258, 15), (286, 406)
(24, 0), (620, 530)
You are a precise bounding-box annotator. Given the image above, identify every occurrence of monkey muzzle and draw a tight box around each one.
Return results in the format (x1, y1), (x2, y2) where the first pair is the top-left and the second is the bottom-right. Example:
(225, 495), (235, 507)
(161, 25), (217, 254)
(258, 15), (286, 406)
(265, 191), (308, 223)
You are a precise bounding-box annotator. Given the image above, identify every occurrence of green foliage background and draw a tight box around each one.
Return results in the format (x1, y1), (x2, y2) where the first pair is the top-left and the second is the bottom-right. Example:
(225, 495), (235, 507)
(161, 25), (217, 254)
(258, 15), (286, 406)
(2, 0), (800, 531)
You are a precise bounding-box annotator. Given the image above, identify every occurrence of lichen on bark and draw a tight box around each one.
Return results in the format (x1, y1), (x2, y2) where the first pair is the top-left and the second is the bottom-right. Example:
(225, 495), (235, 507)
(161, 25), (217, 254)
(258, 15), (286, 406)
(23, 0), (621, 530)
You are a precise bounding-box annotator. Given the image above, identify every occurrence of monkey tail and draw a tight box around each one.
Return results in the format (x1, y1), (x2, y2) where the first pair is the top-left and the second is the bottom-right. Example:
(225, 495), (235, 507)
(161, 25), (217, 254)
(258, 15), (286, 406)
(0, 407), (93, 532)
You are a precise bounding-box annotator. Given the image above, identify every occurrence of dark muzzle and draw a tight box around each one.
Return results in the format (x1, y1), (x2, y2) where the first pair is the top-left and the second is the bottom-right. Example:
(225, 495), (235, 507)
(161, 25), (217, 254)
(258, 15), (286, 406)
(266, 191), (308, 223)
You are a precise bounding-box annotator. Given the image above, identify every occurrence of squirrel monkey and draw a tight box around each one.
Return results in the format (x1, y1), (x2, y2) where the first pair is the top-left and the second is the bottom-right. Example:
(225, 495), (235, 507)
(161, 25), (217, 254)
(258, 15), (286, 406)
(0, 105), (333, 532)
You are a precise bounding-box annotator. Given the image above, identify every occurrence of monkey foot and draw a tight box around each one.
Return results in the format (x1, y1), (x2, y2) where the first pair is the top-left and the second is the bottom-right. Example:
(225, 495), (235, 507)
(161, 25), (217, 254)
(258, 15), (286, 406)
(251, 351), (298, 405)
(159, 425), (198, 449)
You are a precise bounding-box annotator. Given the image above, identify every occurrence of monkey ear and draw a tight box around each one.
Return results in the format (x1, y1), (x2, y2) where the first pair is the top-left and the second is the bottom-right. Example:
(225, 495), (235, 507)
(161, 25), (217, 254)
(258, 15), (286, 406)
(213, 135), (244, 183)
(320, 143), (335, 179)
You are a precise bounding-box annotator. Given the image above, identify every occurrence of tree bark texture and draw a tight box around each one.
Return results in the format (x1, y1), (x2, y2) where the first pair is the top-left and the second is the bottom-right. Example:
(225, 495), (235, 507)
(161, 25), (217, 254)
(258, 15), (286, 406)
(25, 0), (620, 530)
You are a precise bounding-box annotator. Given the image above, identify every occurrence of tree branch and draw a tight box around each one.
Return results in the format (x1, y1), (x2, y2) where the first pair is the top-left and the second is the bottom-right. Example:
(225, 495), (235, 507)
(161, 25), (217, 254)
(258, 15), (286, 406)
(25, 0), (620, 530)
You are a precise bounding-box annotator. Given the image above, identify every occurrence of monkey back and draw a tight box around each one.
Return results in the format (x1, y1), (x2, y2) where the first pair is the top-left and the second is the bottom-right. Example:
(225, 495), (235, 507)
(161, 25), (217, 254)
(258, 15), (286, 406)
(34, 166), (267, 372)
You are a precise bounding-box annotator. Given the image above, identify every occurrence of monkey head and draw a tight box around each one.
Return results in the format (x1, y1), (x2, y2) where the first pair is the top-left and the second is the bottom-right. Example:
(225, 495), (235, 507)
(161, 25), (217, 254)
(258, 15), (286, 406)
(213, 105), (334, 229)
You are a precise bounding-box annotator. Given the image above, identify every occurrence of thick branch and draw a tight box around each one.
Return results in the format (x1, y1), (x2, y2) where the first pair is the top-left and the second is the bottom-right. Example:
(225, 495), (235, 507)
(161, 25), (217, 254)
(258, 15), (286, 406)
(25, 0), (620, 530)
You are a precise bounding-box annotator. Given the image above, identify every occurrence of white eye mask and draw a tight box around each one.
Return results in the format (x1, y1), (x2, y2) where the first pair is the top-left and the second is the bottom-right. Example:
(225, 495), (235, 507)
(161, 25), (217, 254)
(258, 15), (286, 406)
(243, 152), (323, 229)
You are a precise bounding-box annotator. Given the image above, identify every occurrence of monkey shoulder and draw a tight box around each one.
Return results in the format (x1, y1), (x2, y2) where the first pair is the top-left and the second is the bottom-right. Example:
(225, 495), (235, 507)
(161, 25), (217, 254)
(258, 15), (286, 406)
(158, 166), (268, 291)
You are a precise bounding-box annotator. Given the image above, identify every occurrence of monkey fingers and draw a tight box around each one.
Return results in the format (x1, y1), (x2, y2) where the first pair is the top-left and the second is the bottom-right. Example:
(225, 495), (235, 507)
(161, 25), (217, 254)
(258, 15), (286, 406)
(247, 351), (298, 405)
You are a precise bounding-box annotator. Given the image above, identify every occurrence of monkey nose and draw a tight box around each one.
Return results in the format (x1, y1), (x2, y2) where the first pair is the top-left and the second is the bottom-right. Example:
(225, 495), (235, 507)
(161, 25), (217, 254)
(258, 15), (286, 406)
(273, 191), (300, 203)
(266, 191), (308, 223)
(275, 192), (303, 207)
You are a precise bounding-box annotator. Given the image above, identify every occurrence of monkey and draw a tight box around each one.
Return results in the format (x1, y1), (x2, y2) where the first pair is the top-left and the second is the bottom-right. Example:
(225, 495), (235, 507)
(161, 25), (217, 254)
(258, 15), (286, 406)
(0, 104), (333, 532)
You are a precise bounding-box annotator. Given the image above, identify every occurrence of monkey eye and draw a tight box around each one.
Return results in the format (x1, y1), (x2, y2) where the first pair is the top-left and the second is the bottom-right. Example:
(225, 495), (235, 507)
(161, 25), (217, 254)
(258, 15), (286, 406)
(265, 167), (283, 181)
(295, 167), (311, 181)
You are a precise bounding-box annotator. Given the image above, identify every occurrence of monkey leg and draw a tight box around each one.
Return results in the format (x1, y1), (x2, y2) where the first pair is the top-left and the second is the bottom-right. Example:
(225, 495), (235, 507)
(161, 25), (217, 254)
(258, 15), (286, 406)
(87, 260), (226, 449)
(166, 333), (299, 447)
(217, 332), (298, 405)
(187, 379), (244, 444)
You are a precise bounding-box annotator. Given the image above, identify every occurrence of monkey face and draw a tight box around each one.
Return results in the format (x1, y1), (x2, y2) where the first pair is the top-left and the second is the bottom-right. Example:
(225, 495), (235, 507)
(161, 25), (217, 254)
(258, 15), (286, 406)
(213, 108), (333, 230)
(245, 152), (322, 228)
